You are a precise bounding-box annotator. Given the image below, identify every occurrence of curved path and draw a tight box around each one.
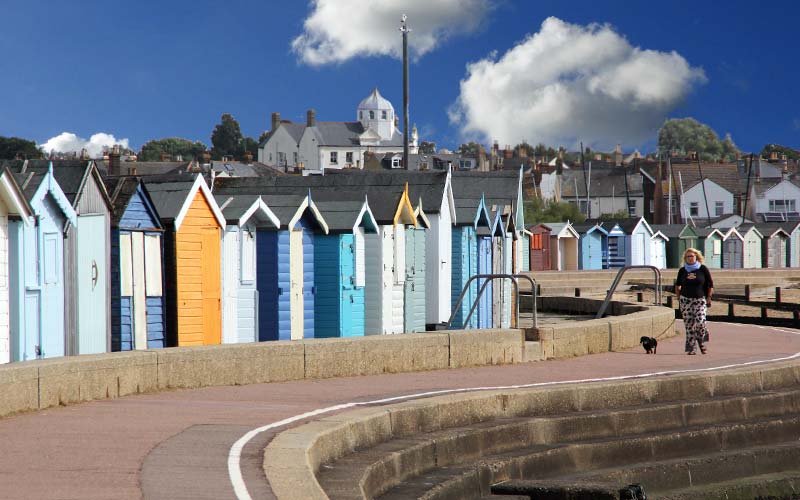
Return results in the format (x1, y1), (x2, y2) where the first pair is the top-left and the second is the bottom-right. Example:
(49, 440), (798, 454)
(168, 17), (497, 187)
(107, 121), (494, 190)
(0, 322), (799, 500)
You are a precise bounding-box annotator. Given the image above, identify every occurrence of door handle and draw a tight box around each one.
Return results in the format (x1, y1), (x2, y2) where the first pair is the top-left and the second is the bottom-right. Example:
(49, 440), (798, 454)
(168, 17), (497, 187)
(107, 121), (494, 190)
(91, 261), (98, 289)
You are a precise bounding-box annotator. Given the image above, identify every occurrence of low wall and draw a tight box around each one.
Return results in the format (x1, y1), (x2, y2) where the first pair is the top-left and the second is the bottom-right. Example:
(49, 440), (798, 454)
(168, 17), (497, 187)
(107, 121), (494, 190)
(529, 297), (676, 360)
(0, 329), (523, 419)
(0, 301), (674, 420)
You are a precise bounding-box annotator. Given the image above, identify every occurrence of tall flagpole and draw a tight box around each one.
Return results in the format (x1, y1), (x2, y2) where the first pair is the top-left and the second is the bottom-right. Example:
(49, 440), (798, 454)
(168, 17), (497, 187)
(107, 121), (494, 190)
(400, 15), (411, 167)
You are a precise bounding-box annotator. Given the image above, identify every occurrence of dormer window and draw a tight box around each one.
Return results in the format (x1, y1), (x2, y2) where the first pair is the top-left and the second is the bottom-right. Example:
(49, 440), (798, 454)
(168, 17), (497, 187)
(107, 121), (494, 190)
(392, 155), (402, 168)
(369, 111), (375, 120)
(382, 110), (387, 119)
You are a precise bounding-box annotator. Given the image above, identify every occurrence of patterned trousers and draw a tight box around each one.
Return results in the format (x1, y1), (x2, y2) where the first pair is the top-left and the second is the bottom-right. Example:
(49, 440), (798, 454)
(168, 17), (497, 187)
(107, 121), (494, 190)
(679, 296), (709, 353)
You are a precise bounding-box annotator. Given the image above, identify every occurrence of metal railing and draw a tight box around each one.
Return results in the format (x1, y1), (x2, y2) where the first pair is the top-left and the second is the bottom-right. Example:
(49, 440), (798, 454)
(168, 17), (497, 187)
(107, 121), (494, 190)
(596, 265), (662, 319)
(447, 274), (538, 330)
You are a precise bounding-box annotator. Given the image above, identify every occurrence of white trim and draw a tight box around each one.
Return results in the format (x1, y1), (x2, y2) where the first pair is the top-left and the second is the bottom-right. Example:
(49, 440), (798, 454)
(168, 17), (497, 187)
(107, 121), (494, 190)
(353, 198), (379, 235)
(174, 174), (226, 231)
(444, 169), (457, 224)
(0, 172), (32, 223)
(651, 230), (670, 242)
(32, 168), (77, 227)
(287, 195), (329, 234)
(239, 197), (280, 229)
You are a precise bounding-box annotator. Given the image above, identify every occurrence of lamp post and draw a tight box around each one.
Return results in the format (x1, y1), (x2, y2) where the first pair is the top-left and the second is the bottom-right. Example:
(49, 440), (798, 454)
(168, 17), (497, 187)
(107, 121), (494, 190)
(400, 14), (411, 168)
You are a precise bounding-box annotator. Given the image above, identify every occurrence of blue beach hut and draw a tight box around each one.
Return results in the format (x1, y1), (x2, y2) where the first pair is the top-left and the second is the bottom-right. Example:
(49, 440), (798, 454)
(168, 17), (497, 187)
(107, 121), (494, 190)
(255, 193), (328, 341)
(215, 194), (280, 344)
(105, 177), (166, 351)
(8, 161), (77, 360)
(0, 164), (32, 364)
(574, 222), (608, 270)
(450, 196), (491, 329)
(312, 198), (378, 338)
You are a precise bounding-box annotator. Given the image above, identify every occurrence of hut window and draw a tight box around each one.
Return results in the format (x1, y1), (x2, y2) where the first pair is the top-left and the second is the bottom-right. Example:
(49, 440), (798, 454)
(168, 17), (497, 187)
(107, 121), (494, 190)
(713, 239), (721, 255)
(394, 224), (406, 284)
(715, 201), (724, 216)
(354, 227), (366, 287)
(144, 234), (163, 296)
(241, 229), (255, 282)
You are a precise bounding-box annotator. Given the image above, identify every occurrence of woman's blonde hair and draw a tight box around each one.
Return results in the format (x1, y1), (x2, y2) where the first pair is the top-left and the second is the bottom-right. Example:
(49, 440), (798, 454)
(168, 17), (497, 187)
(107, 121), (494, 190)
(684, 247), (704, 264)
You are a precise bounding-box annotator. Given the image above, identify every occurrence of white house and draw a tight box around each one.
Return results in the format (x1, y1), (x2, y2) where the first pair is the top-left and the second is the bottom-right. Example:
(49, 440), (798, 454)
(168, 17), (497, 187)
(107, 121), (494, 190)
(751, 178), (800, 221)
(259, 88), (418, 175)
(681, 179), (734, 220)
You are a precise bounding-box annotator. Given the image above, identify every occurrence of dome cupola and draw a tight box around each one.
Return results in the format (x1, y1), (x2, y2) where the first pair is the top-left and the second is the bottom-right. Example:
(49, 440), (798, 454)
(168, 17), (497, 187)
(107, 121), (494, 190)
(357, 87), (395, 141)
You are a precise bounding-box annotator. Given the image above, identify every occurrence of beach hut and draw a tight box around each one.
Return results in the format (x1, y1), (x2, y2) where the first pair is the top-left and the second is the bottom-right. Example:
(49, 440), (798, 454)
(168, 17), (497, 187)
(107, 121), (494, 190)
(695, 228), (724, 268)
(450, 196), (491, 329)
(528, 223), (552, 271)
(739, 224), (764, 269)
(403, 203), (429, 333)
(256, 193), (328, 341)
(757, 224), (789, 268)
(0, 164), (32, 364)
(476, 219), (495, 329)
(8, 161), (77, 360)
(547, 222), (580, 271)
(574, 222), (607, 270)
(520, 228), (531, 272)
(105, 177), (165, 351)
(52, 161), (112, 356)
(364, 185), (417, 334)
(145, 174), (226, 347)
(598, 217), (654, 268)
(649, 230), (669, 269)
(215, 195), (280, 344)
(784, 222), (800, 267)
(721, 227), (744, 269)
(405, 171), (455, 329)
(603, 221), (627, 269)
(489, 207), (507, 328)
(312, 198), (377, 338)
(651, 224), (697, 268)
(500, 212), (518, 328)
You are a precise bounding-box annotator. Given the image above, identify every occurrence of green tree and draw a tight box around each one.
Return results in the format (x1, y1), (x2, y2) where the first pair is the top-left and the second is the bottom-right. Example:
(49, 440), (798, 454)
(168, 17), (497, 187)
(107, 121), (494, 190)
(657, 118), (739, 162)
(210, 113), (244, 160)
(457, 141), (485, 156)
(241, 137), (259, 160)
(138, 137), (208, 162)
(533, 143), (558, 159)
(598, 209), (630, 221)
(258, 130), (271, 145)
(514, 142), (535, 157)
(524, 197), (586, 224)
(419, 141), (436, 154)
(0, 136), (41, 159)
(760, 143), (800, 160)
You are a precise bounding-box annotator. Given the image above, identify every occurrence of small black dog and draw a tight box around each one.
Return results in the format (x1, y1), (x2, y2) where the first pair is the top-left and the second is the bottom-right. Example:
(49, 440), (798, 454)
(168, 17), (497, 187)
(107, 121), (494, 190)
(640, 336), (658, 354)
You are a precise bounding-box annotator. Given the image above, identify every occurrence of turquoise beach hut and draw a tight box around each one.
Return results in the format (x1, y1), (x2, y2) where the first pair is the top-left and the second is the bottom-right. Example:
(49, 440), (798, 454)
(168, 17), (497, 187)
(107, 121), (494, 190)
(450, 196), (492, 329)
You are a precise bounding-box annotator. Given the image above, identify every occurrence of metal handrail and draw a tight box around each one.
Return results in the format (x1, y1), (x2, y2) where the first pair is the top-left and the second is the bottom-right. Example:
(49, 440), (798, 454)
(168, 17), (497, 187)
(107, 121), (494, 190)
(596, 265), (662, 319)
(447, 273), (537, 330)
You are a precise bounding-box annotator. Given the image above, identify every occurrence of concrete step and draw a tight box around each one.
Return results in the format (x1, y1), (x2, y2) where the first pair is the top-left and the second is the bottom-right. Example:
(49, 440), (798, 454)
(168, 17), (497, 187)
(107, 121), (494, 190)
(318, 388), (800, 499)
(657, 470), (800, 500)
(385, 415), (800, 500)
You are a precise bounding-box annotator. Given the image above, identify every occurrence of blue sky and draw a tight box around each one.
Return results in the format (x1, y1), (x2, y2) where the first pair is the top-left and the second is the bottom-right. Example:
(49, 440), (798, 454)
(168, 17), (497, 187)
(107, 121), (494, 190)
(1, 0), (798, 155)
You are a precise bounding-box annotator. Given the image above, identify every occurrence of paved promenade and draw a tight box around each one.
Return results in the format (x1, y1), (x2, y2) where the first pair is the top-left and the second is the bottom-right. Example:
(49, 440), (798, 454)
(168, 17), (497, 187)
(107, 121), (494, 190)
(0, 321), (798, 499)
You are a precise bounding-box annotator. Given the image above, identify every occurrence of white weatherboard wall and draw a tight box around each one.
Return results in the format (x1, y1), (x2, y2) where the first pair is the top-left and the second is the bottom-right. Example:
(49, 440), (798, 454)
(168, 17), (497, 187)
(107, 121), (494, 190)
(682, 180), (734, 219)
(425, 196), (452, 326)
(0, 201), (8, 364)
(222, 227), (240, 344)
(365, 226), (404, 335)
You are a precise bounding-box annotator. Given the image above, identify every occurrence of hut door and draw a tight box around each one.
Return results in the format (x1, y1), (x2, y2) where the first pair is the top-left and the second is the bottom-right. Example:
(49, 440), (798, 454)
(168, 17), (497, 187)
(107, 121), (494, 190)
(734, 239), (743, 269)
(770, 237), (782, 268)
(222, 229), (239, 344)
(130, 233), (148, 350)
(477, 236), (492, 329)
(404, 229), (416, 332)
(289, 229), (304, 340)
(77, 215), (108, 354)
(201, 228), (221, 345)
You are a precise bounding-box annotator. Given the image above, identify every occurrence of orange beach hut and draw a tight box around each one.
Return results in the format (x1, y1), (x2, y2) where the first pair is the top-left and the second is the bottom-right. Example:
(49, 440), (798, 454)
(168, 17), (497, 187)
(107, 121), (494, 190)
(145, 174), (226, 346)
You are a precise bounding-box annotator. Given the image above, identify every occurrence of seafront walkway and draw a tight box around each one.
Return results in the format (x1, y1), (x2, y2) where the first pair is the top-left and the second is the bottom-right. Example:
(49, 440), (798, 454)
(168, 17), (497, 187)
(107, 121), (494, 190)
(0, 321), (799, 499)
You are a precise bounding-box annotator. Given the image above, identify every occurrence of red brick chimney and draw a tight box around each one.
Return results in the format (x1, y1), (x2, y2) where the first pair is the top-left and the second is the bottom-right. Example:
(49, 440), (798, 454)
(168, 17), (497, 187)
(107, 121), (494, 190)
(109, 145), (122, 175)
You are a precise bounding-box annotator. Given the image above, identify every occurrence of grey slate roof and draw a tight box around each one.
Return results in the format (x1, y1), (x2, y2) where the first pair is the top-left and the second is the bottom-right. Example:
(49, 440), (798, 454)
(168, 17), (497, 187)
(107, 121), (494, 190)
(213, 194), (278, 229)
(751, 177), (800, 197)
(2, 160), (53, 202)
(694, 227), (722, 238)
(650, 224), (690, 239)
(560, 167), (643, 198)
(104, 176), (141, 225)
(755, 223), (789, 238)
(96, 160), (192, 177)
(143, 178), (198, 223)
(306, 122), (405, 147)
(210, 161), (283, 177)
(314, 200), (375, 233)
(571, 221), (602, 234)
(451, 171), (519, 212)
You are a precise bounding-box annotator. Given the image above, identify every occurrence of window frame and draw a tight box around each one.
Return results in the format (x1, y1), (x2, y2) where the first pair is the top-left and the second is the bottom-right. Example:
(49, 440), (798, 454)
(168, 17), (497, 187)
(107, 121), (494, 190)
(330, 151), (338, 164)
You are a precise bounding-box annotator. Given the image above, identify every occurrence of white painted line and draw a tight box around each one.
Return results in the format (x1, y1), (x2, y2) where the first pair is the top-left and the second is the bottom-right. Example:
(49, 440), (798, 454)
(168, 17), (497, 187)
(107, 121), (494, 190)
(228, 322), (800, 500)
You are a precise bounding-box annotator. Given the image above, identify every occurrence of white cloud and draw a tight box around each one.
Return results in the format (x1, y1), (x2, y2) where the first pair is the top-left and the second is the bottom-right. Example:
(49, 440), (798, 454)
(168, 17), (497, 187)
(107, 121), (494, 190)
(292, 0), (493, 65)
(40, 132), (129, 158)
(450, 17), (707, 150)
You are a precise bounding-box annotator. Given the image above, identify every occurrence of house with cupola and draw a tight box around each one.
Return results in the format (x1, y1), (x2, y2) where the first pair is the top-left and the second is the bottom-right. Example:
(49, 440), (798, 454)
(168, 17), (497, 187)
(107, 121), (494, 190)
(258, 88), (418, 175)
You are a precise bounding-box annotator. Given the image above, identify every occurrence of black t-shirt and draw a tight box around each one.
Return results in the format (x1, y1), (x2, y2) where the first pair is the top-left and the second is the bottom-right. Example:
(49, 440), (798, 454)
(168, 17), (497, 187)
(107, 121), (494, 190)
(675, 265), (714, 298)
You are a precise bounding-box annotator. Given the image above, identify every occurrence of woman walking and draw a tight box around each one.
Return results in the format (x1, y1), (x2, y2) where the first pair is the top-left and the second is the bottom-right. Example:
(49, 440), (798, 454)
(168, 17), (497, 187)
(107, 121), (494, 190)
(675, 248), (714, 355)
